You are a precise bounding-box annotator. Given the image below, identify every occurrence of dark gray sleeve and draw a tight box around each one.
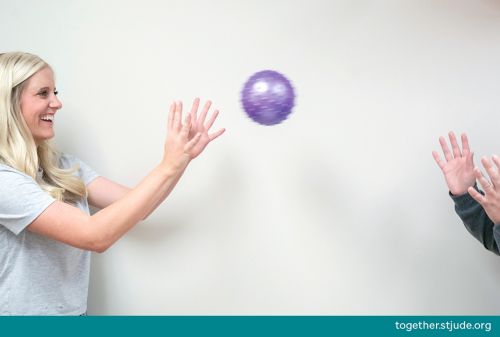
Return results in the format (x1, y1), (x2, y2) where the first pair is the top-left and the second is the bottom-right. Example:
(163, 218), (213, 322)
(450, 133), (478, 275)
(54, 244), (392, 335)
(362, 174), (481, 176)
(451, 187), (500, 255)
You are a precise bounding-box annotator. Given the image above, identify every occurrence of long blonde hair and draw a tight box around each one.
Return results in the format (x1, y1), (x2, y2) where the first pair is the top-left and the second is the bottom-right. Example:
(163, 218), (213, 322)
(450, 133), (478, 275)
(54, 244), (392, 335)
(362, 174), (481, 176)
(0, 52), (86, 202)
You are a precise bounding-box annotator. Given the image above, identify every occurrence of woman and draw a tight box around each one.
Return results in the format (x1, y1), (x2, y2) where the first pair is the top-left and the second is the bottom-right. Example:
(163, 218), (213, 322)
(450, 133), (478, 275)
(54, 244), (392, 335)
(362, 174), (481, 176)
(0, 52), (225, 315)
(433, 132), (500, 255)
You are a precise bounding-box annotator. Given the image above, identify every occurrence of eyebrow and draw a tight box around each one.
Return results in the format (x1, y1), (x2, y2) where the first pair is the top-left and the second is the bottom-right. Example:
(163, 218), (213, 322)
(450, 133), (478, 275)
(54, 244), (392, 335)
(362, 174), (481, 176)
(36, 86), (56, 92)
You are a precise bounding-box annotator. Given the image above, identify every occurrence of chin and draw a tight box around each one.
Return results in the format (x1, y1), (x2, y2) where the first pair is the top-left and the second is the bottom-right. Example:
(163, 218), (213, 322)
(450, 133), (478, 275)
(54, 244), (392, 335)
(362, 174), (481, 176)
(34, 134), (55, 145)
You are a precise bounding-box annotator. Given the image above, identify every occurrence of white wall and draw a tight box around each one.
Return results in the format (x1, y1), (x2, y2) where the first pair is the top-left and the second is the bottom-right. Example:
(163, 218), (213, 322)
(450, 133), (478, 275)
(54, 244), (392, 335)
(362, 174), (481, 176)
(3, 0), (500, 314)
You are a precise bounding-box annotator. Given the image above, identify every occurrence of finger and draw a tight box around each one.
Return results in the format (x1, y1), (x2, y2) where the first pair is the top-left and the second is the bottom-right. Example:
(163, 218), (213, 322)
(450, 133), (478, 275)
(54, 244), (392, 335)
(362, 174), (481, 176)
(190, 97), (200, 124)
(198, 100), (212, 128)
(439, 136), (453, 162)
(468, 186), (486, 205)
(205, 109), (219, 130)
(173, 101), (183, 131)
(167, 102), (175, 130)
(208, 128), (226, 141)
(482, 157), (499, 188)
(461, 133), (471, 156)
(432, 151), (446, 170)
(449, 131), (462, 158)
(180, 113), (192, 139)
(492, 155), (500, 172)
(475, 167), (494, 195)
(184, 132), (202, 152)
(466, 152), (475, 171)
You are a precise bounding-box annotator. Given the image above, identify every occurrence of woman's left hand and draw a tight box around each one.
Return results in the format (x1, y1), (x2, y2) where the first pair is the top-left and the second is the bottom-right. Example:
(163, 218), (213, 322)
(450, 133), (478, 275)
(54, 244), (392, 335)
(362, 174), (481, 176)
(468, 155), (500, 224)
(186, 98), (225, 159)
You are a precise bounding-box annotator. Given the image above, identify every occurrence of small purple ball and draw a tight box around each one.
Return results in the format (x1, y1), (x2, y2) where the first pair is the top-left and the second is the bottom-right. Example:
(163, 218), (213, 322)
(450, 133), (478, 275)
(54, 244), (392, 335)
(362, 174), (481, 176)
(241, 70), (295, 125)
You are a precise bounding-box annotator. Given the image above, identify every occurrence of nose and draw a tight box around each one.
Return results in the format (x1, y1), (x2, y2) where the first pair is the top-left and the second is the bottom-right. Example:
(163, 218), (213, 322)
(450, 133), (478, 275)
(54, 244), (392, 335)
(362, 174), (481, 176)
(49, 94), (62, 110)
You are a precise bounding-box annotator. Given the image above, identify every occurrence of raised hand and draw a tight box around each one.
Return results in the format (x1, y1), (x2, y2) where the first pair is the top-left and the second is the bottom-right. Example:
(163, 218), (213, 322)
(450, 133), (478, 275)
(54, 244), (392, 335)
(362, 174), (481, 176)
(161, 101), (202, 172)
(467, 156), (500, 224)
(432, 132), (475, 196)
(186, 98), (225, 159)
(161, 99), (225, 173)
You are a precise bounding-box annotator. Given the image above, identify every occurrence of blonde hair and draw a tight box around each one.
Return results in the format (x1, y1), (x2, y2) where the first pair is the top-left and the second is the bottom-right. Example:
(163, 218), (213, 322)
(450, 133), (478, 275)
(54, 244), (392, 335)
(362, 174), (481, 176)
(0, 52), (86, 202)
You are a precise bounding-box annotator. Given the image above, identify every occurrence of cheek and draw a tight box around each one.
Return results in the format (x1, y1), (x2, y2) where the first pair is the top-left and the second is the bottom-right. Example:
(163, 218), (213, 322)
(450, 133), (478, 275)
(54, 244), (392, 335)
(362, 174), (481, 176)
(20, 100), (40, 124)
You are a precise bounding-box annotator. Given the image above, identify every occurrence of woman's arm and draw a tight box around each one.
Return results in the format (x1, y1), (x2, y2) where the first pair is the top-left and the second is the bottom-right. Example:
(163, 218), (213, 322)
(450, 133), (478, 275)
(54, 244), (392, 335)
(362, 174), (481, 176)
(86, 98), (224, 219)
(27, 164), (183, 252)
(87, 177), (131, 209)
(27, 100), (224, 252)
(87, 172), (182, 220)
(140, 98), (224, 218)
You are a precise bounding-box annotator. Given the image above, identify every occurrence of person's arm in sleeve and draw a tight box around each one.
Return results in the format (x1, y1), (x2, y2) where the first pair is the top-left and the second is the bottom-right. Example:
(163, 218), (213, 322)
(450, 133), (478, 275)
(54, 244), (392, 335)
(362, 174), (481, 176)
(432, 132), (497, 253)
(461, 155), (500, 255)
(451, 187), (500, 255)
(433, 131), (500, 255)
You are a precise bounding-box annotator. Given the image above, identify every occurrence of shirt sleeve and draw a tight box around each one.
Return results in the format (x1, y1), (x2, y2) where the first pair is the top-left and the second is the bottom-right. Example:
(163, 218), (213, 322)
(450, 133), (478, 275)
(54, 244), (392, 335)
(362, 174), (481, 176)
(451, 187), (500, 255)
(59, 154), (99, 186)
(0, 167), (55, 235)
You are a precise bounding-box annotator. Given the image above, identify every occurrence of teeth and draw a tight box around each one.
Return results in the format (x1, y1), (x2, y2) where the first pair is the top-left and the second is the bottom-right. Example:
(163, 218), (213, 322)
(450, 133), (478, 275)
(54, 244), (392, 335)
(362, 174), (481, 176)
(40, 115), (54, 121)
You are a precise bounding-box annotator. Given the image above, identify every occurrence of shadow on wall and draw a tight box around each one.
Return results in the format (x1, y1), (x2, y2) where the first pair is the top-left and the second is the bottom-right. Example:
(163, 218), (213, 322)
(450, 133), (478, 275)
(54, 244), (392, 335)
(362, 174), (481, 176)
(86, 147), (247, 314)
(87, 250), (108, 315)
(87, 205), (108, 315)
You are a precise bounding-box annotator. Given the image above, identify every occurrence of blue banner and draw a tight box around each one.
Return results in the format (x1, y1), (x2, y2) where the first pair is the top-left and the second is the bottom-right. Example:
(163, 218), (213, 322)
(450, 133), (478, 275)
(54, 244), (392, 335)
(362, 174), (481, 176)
(0, 316), (496, 337)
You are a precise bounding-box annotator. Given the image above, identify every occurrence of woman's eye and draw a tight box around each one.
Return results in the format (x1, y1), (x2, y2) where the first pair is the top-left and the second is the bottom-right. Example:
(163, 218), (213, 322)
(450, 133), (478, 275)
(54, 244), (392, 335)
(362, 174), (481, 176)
(37, 90), (58, 97)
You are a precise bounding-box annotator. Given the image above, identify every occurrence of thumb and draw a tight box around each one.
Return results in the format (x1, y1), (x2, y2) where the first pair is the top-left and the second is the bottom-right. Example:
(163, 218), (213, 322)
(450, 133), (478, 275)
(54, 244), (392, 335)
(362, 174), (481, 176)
(184, 132), (202, 152)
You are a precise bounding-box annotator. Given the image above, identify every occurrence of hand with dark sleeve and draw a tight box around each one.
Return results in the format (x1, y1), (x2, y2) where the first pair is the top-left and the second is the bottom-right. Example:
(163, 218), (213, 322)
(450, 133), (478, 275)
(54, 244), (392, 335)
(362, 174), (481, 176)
(450, 186), (500, 255)
(433, 132), (500, 255)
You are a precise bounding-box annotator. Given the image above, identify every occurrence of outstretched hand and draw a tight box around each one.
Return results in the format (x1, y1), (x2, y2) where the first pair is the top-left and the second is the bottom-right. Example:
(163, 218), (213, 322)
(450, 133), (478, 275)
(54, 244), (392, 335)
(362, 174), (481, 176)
(432, 132), (475, 196)
(161, 99), (225, 173)
(467, 156), (500, 224)
(186, 98), (225, 159)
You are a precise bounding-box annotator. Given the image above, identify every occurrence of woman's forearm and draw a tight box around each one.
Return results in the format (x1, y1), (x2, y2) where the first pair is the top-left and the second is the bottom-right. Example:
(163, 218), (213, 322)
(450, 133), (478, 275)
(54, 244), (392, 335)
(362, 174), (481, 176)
(89, 164), (184, 251)
(142, 167), (186, 220)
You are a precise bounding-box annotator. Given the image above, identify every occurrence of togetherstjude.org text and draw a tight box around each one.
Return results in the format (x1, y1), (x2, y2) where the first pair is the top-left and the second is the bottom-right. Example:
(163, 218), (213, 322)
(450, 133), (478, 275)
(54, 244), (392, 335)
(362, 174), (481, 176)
(394, 320), (492, 333)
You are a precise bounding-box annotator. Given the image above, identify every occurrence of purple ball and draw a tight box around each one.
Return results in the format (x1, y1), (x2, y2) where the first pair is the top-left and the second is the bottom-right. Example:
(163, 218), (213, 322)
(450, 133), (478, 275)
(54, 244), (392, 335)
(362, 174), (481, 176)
(241, 70), (295, 125)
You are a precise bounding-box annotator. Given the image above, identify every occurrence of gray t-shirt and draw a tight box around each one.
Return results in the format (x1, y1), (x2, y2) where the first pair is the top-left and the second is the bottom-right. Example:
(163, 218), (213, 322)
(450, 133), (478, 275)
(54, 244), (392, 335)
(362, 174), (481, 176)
(0, 154), (99, 315)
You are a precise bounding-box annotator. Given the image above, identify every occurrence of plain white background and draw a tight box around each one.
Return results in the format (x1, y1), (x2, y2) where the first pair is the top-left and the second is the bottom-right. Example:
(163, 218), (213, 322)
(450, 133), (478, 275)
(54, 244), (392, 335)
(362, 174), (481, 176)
(2, 0), (500, 314)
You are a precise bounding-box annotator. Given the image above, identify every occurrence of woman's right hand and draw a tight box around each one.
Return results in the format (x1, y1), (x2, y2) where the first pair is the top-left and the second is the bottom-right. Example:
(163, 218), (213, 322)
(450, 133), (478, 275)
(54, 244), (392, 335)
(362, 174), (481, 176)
(161, 101), (202, 173)
(432, 132), (476, 196)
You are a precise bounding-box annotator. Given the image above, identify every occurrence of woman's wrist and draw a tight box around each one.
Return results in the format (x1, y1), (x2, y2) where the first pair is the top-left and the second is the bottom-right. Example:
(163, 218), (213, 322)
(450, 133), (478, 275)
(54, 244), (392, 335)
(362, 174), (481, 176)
(157, 160), (188, 178)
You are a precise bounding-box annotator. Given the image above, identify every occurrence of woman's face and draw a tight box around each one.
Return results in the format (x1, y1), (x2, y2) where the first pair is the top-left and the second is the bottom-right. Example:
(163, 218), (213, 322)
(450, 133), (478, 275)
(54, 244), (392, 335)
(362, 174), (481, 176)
(20, 67), (62, 145)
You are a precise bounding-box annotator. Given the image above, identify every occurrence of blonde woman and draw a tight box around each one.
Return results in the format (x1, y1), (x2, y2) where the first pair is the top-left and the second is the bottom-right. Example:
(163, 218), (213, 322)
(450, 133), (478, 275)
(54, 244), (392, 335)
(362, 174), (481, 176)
(0, 52), (225, 315)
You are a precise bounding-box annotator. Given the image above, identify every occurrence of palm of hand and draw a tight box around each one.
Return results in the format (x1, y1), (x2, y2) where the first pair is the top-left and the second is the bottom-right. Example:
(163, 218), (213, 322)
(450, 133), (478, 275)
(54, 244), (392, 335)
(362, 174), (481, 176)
(433, 132), (475, 196)
(441, 156), (475, 195)
(161, 99), (224, 172)
(188, 127), (210, 159)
